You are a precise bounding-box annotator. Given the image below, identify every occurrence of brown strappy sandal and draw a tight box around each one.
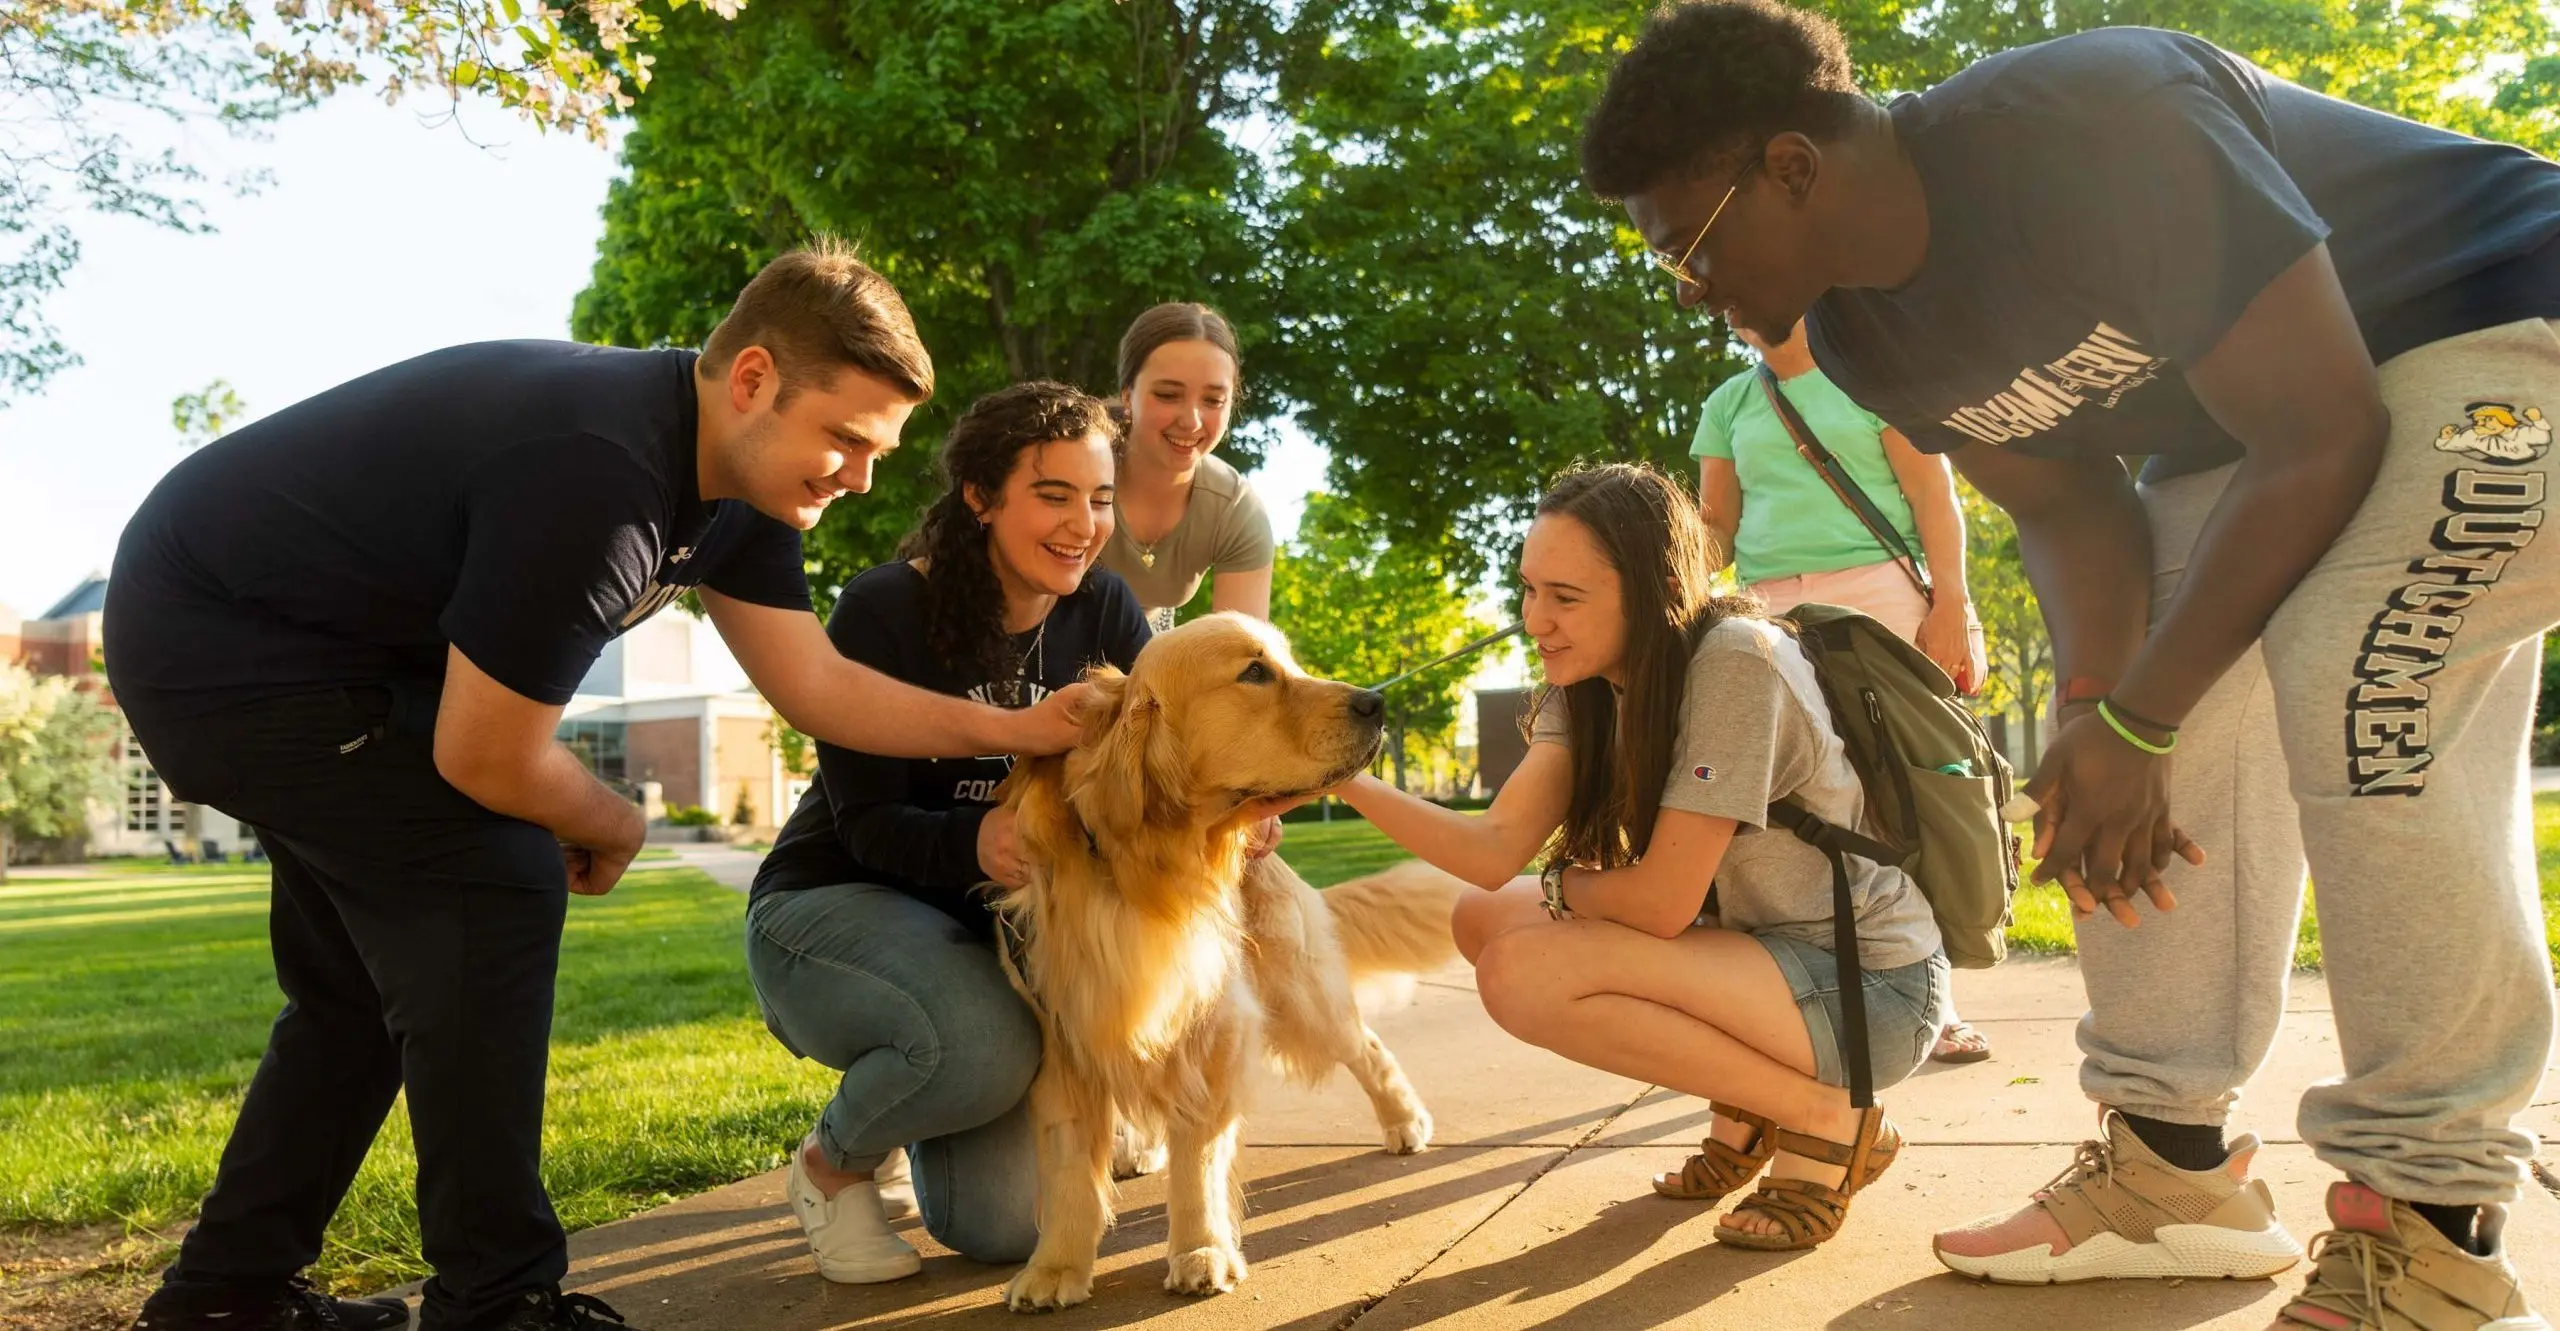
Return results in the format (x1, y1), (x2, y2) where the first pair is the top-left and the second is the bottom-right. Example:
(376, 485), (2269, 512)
(1651, 1104), (1778, 1201)
(1713, 1105), (1903, 1251)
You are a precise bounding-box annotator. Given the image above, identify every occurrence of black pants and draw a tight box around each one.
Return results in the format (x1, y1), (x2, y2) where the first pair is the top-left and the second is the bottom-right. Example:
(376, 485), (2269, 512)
(124, 682), (571, 1328)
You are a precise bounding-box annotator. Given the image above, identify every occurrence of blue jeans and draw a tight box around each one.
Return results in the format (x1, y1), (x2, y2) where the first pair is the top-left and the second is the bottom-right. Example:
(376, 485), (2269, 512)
(745, 884), (1041, 1264)
(1754, 933), (1948, 1093)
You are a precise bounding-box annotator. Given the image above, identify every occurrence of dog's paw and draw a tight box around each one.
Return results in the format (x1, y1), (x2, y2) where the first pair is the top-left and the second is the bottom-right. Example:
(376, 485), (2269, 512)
(1005, 1260), (1094, 1312)
(1111, 1123), (1169, 1180)
(1163, 1245), (1248, 1297)
(1380, 1110), (1433, 1155)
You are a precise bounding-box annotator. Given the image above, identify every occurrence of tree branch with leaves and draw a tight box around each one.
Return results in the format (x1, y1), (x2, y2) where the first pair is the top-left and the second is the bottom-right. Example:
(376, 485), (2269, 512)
(2, 0), (741, 401)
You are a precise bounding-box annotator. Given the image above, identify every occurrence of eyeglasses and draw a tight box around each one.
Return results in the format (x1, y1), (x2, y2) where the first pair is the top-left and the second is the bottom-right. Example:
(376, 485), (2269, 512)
(1649, 153), (1765, 290)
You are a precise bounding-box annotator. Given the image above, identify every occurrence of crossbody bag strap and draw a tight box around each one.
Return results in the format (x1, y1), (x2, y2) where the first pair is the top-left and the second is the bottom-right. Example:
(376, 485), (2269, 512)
(1754, 365), (1933, 605)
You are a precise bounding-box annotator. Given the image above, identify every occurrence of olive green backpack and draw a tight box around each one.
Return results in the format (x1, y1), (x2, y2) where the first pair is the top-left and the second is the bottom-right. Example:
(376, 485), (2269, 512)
(1767, 603), (2023, 1107)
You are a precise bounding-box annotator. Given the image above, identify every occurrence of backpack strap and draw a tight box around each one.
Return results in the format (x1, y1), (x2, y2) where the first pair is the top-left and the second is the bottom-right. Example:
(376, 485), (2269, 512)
(1754, 365), (1933, 606)
(1767, 799), (1904, 1111)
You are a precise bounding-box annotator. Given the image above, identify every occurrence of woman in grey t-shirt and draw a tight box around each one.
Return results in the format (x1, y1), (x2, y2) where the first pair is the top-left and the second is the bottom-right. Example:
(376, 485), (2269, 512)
(1335, 462), (1946, 1253)
(1096, 303), (1276, 632)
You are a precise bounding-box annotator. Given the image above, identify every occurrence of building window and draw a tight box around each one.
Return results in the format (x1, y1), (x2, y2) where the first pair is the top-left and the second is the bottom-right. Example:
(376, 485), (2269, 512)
(557, 719), (629, 790)
(124, 735), (167, 834)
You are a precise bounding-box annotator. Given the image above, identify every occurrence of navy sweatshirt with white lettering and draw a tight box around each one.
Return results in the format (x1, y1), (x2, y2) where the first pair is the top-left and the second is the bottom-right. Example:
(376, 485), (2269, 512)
(750, 560), (1149, 937)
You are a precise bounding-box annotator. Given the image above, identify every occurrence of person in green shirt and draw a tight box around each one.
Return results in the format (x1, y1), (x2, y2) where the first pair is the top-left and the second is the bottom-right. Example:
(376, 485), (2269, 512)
(1694, 318), (1993, 1065)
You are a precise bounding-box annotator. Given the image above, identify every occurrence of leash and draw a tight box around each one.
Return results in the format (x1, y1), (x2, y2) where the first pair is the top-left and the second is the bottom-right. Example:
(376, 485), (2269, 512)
(1365, 621), (1524, 693)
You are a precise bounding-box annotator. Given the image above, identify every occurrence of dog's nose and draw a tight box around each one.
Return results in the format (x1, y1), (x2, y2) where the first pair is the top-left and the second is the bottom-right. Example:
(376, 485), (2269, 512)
(1349, 689), (1384, 720)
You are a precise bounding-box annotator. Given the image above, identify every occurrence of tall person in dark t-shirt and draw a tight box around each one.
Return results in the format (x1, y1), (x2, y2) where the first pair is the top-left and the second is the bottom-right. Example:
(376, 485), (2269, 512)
(743, 382), (1148, 1284)
(1582, 3), (2557, 1320)
(105, 244), (1085, 1331)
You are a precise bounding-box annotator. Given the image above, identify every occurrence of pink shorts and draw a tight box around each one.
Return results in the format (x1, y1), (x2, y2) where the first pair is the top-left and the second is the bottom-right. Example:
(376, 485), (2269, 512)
(1747, 559), (1930, 642)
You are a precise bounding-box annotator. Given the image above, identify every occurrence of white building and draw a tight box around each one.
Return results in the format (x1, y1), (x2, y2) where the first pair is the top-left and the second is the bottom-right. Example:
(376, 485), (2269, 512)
(559, 611), (799, 828)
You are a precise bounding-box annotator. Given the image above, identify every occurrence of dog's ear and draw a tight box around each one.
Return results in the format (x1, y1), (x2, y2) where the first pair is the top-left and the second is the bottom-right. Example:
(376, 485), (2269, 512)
(1072, 670), (1190, 842)
(1000, 754), (1072, 866)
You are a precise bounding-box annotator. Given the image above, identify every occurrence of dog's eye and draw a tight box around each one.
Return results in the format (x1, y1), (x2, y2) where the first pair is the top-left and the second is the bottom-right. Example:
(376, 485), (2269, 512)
(1238, 660), (1273, 685)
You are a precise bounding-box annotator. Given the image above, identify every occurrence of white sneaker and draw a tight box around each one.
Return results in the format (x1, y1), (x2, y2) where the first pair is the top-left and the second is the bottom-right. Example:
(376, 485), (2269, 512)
(875, 1145), (919, 1222)
(786, 1147), (921, 1283)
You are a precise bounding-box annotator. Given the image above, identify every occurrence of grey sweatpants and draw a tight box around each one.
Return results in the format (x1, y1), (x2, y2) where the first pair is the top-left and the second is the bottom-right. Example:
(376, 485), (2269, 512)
(2077, 317), (2560, 1205)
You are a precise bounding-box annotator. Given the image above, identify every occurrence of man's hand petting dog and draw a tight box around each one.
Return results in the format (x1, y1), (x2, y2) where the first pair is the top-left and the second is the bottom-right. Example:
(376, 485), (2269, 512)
(978, 805), (1029, 889)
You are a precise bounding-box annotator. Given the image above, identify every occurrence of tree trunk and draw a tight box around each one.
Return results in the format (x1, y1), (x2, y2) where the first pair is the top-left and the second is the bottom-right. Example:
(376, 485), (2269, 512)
(1, 824), (12, 885)
(1389, 710), (1409, 791)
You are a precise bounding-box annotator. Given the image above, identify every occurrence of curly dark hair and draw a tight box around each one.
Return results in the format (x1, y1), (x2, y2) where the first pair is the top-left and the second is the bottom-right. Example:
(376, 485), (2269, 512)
(1580, 0), (1870, 201)
(897, 381), (1121, 686)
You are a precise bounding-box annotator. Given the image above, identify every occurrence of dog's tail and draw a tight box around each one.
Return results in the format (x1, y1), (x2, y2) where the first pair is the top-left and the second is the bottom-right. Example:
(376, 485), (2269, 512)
(1323, 859), (1465, 977)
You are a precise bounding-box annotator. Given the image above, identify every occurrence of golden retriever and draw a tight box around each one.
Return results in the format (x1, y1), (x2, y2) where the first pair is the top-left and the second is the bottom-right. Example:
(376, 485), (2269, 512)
(990, 614), (1464, 1312)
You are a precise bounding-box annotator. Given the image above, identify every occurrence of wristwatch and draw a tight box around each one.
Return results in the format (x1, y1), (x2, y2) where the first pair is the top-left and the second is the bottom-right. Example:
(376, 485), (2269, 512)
(1539, 860), (1572, 920)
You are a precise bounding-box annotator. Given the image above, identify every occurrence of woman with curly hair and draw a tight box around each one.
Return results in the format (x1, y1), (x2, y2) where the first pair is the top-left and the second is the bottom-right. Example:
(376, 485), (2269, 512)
(744, 381), (1147, 1284)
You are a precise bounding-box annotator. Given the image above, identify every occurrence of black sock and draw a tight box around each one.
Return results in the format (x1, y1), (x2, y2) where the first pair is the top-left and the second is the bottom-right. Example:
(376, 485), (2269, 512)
(2412, 1202), (2482, 1254)
(2119, 1113), (2228, 1172)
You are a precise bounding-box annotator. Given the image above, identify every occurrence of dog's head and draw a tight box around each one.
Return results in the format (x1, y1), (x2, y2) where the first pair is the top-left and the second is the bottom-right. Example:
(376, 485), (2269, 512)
(1061, 613), (1384, 851)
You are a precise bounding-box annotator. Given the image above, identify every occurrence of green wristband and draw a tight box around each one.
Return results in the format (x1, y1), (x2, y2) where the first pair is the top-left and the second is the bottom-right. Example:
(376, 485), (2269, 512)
(2097, 699), (2176, 756)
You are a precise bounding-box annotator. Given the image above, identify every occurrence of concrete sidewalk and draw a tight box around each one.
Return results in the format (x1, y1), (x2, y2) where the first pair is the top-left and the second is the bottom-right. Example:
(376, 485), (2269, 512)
(532, 957), (2560, 1330)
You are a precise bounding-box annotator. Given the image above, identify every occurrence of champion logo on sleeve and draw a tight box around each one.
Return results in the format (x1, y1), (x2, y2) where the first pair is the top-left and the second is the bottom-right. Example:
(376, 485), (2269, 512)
(1692, 765), (1716, 783)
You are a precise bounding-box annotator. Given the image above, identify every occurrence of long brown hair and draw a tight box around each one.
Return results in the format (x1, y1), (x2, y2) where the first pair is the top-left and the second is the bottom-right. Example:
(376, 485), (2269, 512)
(1533, 462), (1751, 869)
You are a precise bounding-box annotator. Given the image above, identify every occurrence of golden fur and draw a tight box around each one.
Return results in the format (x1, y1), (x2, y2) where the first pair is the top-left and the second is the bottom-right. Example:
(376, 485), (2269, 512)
(991, 615), (1463, 1311)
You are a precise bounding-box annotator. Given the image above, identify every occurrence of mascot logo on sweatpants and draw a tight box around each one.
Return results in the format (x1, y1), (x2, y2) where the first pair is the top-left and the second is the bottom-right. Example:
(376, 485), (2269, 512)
(2434, 402), (2550, 465)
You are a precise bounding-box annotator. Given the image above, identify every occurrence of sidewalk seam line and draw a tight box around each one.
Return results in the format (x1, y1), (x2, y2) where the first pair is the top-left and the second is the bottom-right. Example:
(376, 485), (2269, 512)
(1325, 1084), (1656, 1330)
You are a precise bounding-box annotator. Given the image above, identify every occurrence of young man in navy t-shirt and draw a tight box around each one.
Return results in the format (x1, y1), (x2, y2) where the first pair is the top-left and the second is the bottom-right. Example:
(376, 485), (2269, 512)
(1584, 2), (2556, 1323)
(108, 243), (1083, 1331)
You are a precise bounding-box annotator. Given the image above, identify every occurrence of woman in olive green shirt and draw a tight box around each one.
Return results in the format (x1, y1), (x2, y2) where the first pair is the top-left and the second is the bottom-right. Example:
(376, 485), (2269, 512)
(1097, 303), (1276, 632)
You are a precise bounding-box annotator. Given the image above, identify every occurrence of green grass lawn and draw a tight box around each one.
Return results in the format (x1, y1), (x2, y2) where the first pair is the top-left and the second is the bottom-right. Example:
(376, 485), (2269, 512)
(0, 862), (830, 1293)
(7, 795), (2556, 1295)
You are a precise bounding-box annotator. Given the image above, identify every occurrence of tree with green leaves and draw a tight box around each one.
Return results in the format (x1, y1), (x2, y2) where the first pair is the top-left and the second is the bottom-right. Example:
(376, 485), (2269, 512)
(0, 664), (121, 881)
(574, 0), (2556, 605)
(1261, 0), (2554, 577)
(1959, 480), (2055, 764)
(572, 0), (1284, 609)
(172, 377), (247, 447)
(1270, 492), (1492, 791)
(1261, 1), (1744, 585)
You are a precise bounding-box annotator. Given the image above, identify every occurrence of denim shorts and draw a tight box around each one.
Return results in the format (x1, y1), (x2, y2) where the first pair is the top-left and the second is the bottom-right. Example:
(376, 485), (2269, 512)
(1754, 933), (1948, 1092)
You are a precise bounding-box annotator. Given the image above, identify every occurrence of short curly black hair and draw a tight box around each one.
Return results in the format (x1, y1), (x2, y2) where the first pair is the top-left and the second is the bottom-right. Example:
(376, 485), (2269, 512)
(1580, 0), (1869, 200)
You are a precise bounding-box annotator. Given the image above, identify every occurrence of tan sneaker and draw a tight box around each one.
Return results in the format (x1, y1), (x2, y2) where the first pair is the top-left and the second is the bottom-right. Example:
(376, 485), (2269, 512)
(2273, 1182), (2548, 1330)
(1935, 1110), (2304, 1283)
